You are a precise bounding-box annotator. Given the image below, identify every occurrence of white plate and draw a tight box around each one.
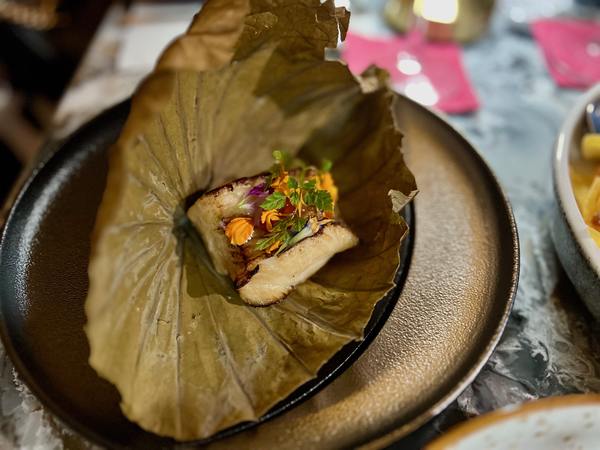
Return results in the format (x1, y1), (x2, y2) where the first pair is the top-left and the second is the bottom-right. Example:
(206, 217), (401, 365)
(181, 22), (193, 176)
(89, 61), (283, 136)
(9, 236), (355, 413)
(428, 395), (600, 450)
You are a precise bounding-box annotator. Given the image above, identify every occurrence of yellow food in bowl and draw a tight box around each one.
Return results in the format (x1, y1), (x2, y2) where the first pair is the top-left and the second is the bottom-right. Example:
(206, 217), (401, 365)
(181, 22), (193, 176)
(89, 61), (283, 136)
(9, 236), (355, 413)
(571, 132), (600, 247)
(583, 133), (600, 160)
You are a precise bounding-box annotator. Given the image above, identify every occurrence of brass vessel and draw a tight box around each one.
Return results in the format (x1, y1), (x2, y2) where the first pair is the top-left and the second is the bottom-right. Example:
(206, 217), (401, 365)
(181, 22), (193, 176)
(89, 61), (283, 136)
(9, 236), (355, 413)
(384, 0), (496, 42)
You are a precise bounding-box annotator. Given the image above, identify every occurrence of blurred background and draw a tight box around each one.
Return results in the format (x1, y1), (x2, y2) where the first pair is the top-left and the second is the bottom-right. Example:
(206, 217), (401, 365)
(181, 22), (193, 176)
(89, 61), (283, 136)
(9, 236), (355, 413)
(0, 0), (113, 200)
(0, 0), (599, 209)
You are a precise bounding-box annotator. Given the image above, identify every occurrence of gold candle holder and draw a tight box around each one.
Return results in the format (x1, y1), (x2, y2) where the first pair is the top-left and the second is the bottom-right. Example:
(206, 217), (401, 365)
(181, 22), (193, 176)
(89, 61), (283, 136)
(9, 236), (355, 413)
(384, 0), (495, 43)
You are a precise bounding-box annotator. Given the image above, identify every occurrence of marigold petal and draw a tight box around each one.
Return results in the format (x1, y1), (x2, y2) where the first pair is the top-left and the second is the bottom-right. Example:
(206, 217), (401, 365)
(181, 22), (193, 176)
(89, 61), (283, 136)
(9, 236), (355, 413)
(225, 217), (254, 245)
(319, 172), (339, 202)
(267, 240), (282, 253)
(275, 178), (290, 195)
(271, 173), (289, 191)
(261, 210), (281, 232)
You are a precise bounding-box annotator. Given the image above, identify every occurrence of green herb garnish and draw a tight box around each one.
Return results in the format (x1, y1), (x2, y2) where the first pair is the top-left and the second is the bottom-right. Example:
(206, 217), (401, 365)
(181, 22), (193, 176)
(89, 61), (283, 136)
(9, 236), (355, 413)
(255, 151), (337, 254)
(260, 191), (287, 210)
(291, 216), (308, 232)
(314, 190), (333, 212)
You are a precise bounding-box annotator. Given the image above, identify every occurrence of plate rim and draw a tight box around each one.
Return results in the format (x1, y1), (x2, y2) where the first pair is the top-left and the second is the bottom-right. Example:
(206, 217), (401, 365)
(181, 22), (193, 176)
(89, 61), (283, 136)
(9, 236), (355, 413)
(0, 104), (133, 449)
(361, 96), (519, 449)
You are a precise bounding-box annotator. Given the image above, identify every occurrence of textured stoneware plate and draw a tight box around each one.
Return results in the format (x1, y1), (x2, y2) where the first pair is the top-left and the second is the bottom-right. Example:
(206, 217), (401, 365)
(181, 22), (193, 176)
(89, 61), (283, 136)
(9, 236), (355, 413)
(0, 94), (518, 449)
(427, 395), (600, 450)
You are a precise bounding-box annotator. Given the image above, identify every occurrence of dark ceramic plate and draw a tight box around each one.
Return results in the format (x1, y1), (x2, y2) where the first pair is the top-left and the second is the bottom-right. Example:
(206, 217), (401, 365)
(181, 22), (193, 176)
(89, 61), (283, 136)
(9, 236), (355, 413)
(0, 101), (413, 449)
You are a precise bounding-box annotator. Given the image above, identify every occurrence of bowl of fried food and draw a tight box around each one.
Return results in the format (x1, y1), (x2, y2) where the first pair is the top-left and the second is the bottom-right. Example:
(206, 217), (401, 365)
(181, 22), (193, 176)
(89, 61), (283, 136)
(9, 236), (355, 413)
(553, 83), (600, 319)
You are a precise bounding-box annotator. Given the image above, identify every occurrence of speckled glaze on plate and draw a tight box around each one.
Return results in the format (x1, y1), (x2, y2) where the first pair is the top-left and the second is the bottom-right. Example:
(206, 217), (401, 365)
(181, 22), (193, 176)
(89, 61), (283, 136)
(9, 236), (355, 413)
(0, 94), (518, 449)
(552, 83), (600, 320)
(427, 395), (600, 450)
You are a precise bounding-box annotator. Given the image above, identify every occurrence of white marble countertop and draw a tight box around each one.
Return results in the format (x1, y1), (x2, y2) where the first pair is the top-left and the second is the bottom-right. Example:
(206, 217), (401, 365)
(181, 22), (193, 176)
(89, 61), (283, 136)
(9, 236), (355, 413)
(2, 1), (600, 448)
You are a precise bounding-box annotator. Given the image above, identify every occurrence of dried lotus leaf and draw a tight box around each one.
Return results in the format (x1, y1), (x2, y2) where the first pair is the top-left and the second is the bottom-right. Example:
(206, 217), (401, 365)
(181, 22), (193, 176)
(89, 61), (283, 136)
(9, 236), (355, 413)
(85, 0), (416, 441)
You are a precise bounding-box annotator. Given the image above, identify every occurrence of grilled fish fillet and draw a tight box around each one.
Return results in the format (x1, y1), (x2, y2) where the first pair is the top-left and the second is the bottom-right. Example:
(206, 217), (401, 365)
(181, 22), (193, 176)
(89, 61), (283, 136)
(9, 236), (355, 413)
(187, 175), (358, 306)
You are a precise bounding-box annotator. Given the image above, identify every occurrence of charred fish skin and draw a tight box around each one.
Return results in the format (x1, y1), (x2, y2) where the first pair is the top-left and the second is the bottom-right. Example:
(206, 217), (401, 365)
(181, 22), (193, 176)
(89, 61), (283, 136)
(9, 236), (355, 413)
(188, 176), (265, 280)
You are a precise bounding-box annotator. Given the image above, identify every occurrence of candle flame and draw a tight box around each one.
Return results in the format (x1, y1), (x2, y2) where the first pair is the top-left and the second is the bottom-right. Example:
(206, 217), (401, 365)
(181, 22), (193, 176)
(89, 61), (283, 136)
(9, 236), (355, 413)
(413, 0), (459, 24)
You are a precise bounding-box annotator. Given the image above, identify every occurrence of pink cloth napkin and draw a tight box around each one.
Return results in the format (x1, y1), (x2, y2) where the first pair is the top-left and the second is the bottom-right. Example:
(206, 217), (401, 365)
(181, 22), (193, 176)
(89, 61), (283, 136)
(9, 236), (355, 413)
(341, 32), (479, 114)
(532, 19), (600, 89)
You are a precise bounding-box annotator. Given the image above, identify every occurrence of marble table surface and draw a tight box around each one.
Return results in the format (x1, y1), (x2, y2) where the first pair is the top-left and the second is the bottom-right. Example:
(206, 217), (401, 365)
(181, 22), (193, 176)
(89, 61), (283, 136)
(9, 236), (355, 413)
(2, 0), (600, 448)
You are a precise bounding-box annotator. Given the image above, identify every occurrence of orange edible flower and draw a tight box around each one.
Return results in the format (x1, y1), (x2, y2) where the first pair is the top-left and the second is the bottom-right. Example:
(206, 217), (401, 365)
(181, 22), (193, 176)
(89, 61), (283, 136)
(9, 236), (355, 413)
(318, 172), (339, 203)
(267, 240), (282, 253)
(224, 217), (254, 245)
(271, 172), (290, 195)
(261, 209), (282, 232)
